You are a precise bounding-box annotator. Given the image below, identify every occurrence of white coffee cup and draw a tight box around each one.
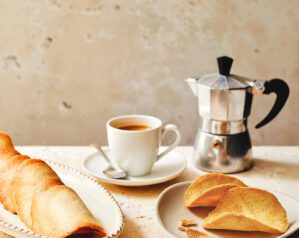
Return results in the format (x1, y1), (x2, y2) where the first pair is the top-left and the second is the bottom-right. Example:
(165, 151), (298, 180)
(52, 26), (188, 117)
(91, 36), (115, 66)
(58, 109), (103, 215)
(106, 115), (181, 177)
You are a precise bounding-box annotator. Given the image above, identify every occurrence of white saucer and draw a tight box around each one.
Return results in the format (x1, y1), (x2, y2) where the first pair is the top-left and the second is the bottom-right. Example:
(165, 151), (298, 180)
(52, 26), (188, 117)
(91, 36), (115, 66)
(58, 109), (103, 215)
(83, 148), (186, 187)
(156, 181), (299, 238)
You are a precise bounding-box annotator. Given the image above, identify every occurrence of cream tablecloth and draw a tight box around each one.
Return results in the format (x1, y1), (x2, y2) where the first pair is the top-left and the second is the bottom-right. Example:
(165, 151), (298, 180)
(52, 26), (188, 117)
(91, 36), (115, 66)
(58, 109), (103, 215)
(0, 146), (298, 238)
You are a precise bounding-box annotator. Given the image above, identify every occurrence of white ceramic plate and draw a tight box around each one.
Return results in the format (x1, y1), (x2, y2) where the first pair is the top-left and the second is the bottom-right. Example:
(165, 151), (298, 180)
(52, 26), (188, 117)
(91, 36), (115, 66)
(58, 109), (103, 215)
(0, 160), (124, 238)
(156, 181), (299, 238)
(83, 148), (186, 187)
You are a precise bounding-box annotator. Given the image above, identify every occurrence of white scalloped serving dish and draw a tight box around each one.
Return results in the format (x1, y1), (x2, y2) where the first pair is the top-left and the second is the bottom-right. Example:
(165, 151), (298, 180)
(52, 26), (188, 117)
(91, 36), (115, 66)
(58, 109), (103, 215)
(0, 160), (124, 238)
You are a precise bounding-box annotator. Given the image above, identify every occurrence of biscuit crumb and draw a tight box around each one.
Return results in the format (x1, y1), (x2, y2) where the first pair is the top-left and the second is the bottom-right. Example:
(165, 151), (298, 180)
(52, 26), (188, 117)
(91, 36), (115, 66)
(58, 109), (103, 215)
(178, 226), (186, 232)
(186, 229), (210, 238)
(180, 219), (197, 227)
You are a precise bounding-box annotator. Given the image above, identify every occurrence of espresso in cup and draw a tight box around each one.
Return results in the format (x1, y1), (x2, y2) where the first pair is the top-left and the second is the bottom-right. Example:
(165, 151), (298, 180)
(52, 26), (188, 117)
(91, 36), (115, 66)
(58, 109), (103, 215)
(116, 124), (151, 131)
(107, 115), (181, 176)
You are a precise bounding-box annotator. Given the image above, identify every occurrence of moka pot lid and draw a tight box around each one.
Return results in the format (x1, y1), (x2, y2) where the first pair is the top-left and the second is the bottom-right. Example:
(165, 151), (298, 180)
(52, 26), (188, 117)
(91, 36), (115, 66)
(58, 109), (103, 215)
(196, 56), (251, 90)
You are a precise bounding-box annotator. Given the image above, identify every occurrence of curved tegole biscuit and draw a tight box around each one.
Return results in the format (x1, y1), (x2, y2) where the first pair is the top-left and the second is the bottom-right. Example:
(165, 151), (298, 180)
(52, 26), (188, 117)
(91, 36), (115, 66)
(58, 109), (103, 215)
(184, 173), (246, 207)
(0, 154), (29, 212)
(0, 131), (19, 157)
(31, 185), (106, 238)
(0, 132), (25, 213)
(9, 159), (61, 227)
(30, 177), (65, 234)
(203, 187), (288, 234)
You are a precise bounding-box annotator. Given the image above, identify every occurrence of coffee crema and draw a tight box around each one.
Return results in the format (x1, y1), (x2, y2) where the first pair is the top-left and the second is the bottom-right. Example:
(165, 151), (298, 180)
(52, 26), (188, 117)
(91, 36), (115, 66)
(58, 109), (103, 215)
(116, 124), (151, 131)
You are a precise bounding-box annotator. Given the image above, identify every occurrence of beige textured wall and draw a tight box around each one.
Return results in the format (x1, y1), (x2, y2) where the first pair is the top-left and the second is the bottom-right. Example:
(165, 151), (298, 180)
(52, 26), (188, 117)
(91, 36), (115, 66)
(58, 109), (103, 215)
(0, 0), (298, 145)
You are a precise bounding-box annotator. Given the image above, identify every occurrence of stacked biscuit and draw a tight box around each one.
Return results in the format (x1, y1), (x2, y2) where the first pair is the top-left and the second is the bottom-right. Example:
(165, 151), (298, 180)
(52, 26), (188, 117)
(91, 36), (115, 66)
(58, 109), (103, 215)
(0, 132), (106, 238)
(184, 173), (288, 235)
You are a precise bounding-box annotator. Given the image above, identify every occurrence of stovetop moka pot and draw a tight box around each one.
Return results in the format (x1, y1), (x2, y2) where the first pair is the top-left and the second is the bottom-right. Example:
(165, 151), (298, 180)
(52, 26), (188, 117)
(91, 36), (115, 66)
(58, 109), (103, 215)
(186, 56), (289, 173)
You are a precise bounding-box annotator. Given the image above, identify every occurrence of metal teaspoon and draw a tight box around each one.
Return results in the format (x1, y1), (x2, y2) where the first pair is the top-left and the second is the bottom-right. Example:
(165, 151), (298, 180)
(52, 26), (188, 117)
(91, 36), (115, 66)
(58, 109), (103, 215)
(90, 144), (127, 179)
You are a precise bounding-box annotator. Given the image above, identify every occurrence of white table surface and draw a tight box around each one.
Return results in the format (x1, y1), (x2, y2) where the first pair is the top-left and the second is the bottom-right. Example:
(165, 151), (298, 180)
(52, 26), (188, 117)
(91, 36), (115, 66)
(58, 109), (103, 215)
(1, 146), (299, 238)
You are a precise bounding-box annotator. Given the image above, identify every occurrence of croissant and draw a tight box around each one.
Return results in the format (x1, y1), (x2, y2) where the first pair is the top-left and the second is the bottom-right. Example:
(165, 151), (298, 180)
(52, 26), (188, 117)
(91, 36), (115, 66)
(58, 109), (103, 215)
(0, 132), (106, 238)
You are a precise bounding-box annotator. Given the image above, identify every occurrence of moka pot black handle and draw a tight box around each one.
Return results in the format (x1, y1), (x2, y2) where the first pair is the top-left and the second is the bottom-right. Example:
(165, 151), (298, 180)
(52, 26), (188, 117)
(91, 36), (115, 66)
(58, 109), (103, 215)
(255, 78), (289, 129)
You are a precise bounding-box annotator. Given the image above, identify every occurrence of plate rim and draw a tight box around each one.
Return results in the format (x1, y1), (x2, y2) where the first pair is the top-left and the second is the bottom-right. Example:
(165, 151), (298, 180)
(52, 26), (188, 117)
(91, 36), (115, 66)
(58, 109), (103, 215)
(0, 159), (124, 238)
(155, 181), (299, 238)
(83, 150), (186, 187)
(155, 181), (190, 238)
